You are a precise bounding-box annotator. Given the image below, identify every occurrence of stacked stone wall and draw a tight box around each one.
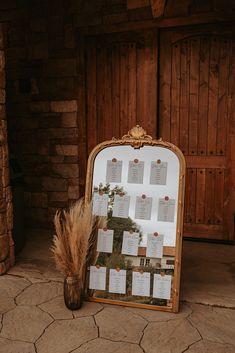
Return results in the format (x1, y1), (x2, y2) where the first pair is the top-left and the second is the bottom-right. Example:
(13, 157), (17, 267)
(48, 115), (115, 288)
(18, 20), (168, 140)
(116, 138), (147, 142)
(5, 1), (79, 228)
(0, 24), (14, 274)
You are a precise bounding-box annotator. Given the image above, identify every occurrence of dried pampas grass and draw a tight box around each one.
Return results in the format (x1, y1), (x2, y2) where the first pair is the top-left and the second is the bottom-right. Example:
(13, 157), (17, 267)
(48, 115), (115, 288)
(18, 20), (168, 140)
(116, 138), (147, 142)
(52, 198), (106, 278)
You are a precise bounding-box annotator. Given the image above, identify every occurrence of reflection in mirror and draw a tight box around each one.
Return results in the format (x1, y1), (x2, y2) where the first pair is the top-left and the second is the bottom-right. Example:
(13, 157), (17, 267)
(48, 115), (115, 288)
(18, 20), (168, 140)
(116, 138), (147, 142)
(85, 128), (185, 312)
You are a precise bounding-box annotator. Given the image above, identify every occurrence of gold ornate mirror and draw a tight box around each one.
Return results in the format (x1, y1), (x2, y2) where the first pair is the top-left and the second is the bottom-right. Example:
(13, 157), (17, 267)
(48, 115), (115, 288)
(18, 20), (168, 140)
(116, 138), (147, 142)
(84, 126), (185, 312)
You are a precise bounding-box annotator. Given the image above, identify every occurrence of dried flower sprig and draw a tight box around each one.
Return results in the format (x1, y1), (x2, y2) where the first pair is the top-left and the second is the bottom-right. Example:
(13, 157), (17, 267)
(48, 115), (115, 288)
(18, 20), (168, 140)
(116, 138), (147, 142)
(52, 198), (106, 278)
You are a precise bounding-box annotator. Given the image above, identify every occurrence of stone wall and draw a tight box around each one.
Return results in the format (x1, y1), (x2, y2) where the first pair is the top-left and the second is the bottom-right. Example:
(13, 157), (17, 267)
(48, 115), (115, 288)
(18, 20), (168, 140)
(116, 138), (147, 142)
(0, 24), (14, 274)
(6, 1), (80, 228)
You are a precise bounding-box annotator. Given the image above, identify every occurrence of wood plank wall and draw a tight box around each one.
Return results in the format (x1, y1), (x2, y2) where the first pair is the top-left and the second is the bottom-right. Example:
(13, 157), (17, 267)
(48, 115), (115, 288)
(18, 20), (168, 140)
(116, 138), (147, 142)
(78, 24), (234, 242)
(79, 30), (157, 193)
(160, 28), (234, 241)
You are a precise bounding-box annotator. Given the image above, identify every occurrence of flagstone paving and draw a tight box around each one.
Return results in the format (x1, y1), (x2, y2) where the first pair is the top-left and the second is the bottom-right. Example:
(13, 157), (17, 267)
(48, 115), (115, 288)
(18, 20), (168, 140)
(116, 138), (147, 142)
(1, 272), (234, 353)
(16, 281), (62, 306)
(35, 317), (98, 353)
(0, 338), (36, 353)
(188, 304), (235, 346)
(1, 305), (53, 342)
(185, 340), (235, 353)
(95, 306), (148, 343)
(141, 318), (201, 353)
(1, 235), (235, 353)
(73, 338), (144, 353)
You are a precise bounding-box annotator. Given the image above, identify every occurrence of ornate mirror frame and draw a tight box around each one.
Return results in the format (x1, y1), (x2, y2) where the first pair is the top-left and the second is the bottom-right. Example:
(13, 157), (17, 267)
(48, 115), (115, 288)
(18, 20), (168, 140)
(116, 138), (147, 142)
(85, 126), (186, 312)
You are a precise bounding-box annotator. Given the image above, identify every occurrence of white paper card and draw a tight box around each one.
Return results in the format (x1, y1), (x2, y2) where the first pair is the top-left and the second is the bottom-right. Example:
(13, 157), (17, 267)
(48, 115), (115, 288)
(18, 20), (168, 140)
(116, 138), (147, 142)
(146, 233), (164, 259)
(132, 271), (150, 297)
(97, 229), (114, 253)
(89, 266), (106, 291)
(121, 231), (139, 256)
(106, 159), (122, 183)
(112, 194), (130, 218)
(109, 269), (126, 294)
(92, 193), (109, 216)
(150, 161), (168, 185)
(153, 274), (172, 300)
(128, 160), (144, 184)
(135, 196), (153, 220)
(158, 198), (176, 222)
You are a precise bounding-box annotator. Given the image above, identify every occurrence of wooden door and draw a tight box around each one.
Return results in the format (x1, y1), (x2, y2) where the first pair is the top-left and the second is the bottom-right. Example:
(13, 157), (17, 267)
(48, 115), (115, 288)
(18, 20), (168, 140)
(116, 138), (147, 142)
(78, 30), (158, 193)
(159, 25), (234, 241)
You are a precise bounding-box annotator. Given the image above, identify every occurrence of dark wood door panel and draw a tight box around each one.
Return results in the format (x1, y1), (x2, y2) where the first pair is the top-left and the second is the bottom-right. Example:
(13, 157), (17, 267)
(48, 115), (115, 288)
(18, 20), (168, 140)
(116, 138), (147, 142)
(159, 27), (234, 241)
(86, 30), (157, 151)
(78, 30), (158, 194)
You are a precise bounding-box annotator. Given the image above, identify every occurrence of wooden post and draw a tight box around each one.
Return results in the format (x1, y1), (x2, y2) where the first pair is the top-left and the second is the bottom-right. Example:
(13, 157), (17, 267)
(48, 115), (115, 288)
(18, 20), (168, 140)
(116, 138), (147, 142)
(150, 0), (166, 18)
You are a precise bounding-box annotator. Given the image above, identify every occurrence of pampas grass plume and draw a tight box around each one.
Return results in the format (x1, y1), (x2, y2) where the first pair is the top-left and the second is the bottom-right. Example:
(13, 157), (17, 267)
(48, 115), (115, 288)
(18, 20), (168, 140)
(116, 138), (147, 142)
(52, 198), (106, 278)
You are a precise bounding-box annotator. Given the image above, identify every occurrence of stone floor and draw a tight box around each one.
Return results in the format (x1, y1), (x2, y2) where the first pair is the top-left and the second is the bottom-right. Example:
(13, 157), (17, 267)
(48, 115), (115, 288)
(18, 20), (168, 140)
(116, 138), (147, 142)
(0, 230), (235, 353)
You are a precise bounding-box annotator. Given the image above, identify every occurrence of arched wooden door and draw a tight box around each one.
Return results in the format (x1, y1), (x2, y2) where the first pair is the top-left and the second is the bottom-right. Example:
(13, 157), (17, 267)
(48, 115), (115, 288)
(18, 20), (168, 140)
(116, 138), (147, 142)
(159, 25), (235, 241)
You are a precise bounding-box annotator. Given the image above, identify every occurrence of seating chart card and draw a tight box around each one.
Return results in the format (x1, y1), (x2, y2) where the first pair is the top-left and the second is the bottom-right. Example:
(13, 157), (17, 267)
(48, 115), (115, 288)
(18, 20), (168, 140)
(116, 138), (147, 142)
(121, 230), (139, 256)
(132, 271), (150, 297)
(128, 159), (144, 184)
(109, 269), (126, 294)
(92, 192), (109, 216)
(97, 228), (114, 253)
(89, 266), (107, 291)
(158, 197), (176, 222)
(150, 160), (168, 185)
(135, 194), (153, 220)
(106, 158), (122, 183)
(146, 232), (164, 258)
(153, 274), (172, 300)
(112, 193), (130, 218)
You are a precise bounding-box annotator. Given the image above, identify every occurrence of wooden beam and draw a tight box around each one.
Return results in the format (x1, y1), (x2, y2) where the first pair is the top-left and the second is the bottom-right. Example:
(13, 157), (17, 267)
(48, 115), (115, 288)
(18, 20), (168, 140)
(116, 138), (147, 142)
(185, 156), (226, 169)
(79, 12), (235, 36)
(150, 0), (166, 18)
(127, 0), (150, 10)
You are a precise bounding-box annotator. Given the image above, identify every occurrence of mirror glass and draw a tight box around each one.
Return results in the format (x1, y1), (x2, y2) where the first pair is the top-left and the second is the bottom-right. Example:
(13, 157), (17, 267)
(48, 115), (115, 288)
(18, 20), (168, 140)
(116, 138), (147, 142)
(92, 145), (179, 247)
(85, 141), (183, 311)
